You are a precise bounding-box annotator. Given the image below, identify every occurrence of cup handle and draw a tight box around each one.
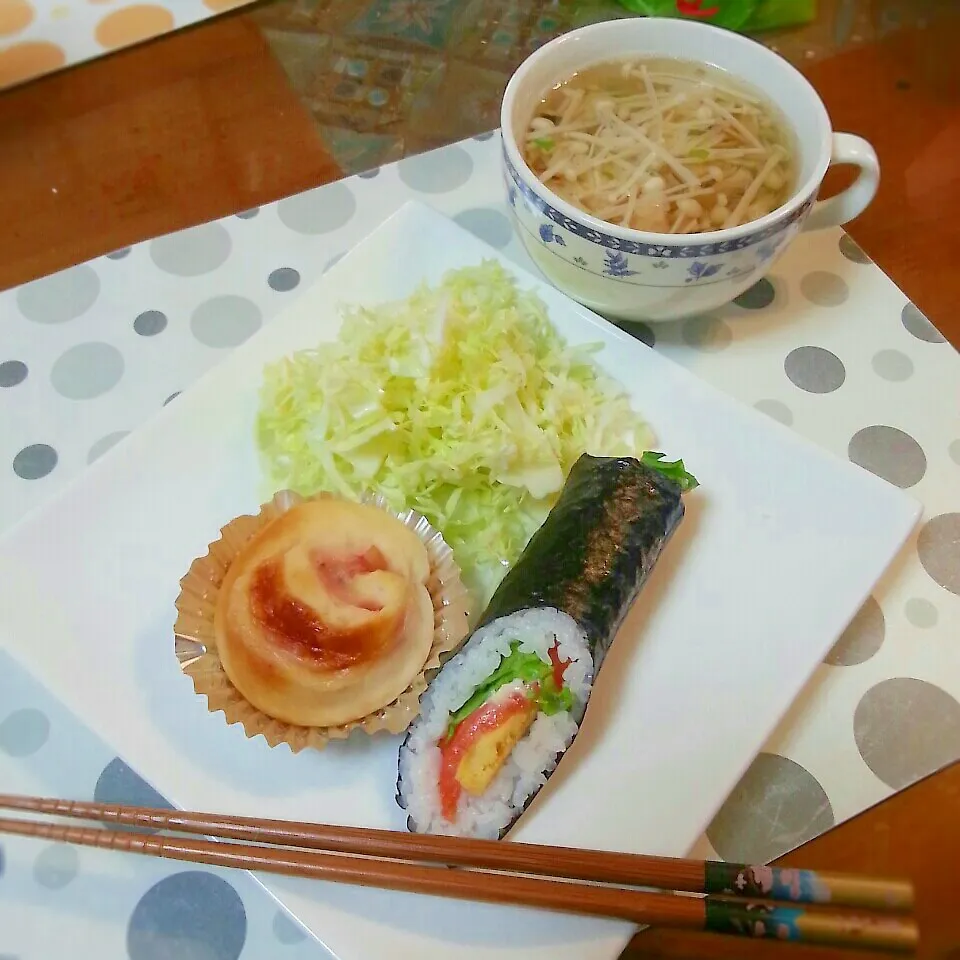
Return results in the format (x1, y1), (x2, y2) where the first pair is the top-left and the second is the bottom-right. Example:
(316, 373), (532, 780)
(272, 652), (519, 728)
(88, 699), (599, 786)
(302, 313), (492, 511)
(801, 132), (880, 232)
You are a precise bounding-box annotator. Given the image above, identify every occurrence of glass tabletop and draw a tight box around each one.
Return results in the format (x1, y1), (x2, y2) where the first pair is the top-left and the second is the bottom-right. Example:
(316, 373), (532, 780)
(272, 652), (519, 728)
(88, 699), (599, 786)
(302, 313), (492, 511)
(250, 0), (946, 173)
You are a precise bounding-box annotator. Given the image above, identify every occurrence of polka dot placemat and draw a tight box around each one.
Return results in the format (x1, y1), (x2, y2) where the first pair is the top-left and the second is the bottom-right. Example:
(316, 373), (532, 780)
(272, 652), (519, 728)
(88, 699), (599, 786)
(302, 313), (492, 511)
(0, 651), (321, 960)
(1, 134), (958, 955)
(0, 0), (253, 90)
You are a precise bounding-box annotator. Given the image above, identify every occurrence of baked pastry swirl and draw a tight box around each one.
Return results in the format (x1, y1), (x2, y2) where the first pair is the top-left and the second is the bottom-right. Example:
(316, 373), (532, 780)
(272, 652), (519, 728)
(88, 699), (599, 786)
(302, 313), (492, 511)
(214, 498), (435, 727)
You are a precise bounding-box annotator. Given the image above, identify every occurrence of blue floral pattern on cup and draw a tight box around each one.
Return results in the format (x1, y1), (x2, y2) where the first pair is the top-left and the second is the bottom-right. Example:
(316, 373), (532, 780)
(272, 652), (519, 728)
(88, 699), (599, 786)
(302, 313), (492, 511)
(604, 251), (638, 278)
(686, 261), (723, 283)
(539, 224), (566, 246)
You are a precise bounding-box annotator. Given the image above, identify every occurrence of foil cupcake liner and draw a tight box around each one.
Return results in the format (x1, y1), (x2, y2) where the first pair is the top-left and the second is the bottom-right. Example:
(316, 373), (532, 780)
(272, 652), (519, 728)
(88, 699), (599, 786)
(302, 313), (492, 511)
(174, 489), (472, 752)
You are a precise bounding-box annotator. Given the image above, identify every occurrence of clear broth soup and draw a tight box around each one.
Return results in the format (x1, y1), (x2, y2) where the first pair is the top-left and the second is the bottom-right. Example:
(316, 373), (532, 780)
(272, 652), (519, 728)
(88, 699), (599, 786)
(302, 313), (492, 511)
(522, 56), (799, 235)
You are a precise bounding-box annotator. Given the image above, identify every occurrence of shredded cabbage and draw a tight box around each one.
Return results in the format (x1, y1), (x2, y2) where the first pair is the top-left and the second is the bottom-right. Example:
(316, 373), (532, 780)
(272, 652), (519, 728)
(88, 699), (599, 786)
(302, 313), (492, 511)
(255, 261), (654, 603)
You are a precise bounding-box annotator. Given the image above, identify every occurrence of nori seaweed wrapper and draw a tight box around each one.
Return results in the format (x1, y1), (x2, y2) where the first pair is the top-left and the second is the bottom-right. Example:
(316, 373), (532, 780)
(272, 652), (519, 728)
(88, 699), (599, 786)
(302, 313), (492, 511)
(479, 453), (685, 671)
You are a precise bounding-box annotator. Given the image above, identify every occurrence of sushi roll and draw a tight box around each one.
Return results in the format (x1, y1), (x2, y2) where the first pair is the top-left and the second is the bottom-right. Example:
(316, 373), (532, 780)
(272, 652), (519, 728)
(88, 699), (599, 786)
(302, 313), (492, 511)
(396, 452), (695, 839)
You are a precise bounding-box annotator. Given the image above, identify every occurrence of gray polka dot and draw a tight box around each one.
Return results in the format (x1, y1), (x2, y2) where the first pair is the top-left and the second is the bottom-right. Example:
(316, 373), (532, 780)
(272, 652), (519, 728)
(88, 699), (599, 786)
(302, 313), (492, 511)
(277, 182), (357, 235)
(51, 342), (124, 400)
(13, 444), (57, 480)
(0, 708), (50, 756)
(950, 440), (960, 465)
(150, 222), (232, 277)
(824, 596), (884, 665)
(0, 360), (27, 387)
(848, 425), (926, 489)
(87, 431), (129, 464)
(190, 296), (262, 348)
(706, 753), (834, 863)
(901, 302), (945, 343)
(96, 757), (170, 807)
(839, 233), (872, 264)
(106, 247), (132, 260)
(784, 345), (845, 393)
(268, 267), (301, 292)
(134, 310), (167, 336)
(904, 597), (938, 629)
(620, 321), (655, 348)
(734, 277), (776, 310)
(681, 316), (732, 351)
(235, 208), (259, 219)
(453, 208), (514, 249)
(163, 391), (180, 406)
(854, 678), (960, 789)
(33, 843), (79, 889)
(324, 252), (345, 273)
(754, 399), (793, 426)
(398, 145), (474, 194)
(357, 166), (380, 179)
(17, 264), (100, 324)
(917, 513), (960, 595)
(799, 270), (849, 307)
(871, 349), (914, 381)
(95, 758), (172, 831)
(272, 911), (307, 945)
(127, 871), (247, 960)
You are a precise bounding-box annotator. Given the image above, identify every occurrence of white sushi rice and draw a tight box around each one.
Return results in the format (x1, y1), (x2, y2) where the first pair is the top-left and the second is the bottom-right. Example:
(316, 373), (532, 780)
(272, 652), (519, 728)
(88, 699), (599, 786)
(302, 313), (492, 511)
(398, 608), (593, 839)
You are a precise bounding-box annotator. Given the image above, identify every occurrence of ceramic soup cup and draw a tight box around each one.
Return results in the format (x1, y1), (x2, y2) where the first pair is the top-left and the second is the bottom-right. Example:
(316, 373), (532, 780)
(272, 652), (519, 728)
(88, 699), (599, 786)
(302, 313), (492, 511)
(500, 17), (879, 323)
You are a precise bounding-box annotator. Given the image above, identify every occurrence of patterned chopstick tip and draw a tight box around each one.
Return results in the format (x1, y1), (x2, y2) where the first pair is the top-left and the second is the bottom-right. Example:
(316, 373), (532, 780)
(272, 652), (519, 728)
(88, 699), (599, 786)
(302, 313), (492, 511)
(704, 901), (918, 953)
(706, 863), (831, 903)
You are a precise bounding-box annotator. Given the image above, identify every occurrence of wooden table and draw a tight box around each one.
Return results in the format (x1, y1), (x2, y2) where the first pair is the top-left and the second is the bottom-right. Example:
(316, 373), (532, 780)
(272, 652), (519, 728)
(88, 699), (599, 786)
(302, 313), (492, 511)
(1, 4), (958, 959)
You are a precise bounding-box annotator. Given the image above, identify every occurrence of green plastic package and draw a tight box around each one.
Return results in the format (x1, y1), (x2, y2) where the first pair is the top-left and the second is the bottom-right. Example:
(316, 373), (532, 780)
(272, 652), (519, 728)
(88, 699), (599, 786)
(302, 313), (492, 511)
(615, 0), (816, 31)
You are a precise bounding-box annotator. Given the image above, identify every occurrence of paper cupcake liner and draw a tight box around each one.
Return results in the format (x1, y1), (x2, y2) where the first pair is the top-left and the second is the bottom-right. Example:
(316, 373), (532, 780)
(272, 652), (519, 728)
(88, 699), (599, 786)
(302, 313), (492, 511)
(174, 489), (472, 753)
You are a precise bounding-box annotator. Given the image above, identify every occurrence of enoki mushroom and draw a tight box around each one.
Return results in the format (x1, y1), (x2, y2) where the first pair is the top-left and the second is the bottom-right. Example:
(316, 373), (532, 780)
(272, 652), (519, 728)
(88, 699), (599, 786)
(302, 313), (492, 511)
(522, 57), (796, 235)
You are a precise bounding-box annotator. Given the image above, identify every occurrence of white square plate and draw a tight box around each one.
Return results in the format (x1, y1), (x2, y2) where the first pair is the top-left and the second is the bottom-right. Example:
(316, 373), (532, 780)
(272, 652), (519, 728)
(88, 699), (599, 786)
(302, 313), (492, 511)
(0, 201), (919, 960)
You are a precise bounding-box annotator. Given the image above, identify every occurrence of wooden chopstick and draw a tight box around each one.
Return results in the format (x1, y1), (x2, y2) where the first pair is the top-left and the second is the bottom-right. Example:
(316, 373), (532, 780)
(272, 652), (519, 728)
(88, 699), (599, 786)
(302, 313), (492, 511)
(0, 794), (919, 954)
(0, 794), (913, 912)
